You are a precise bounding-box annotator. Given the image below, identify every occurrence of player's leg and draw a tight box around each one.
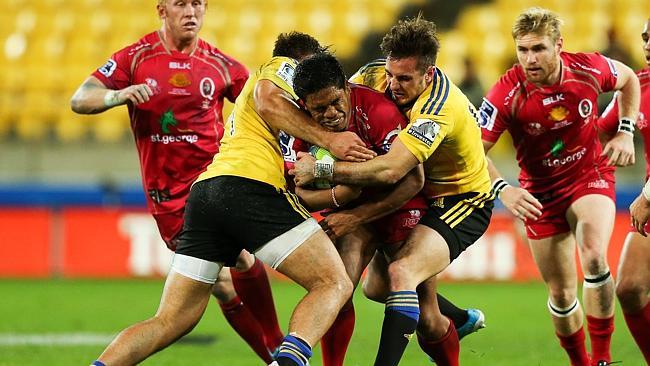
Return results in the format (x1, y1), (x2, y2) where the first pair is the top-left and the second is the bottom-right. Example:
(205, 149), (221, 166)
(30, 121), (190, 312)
(92, 262), (217, 366)
(373, 224), (452, 366)
(154, 209), (274, 362)
(615, 232), (650, 362)
(231, 250), (285, 354)
(529, 233), (590, 366)
(212, 266), (273, 363)
(568, 194), (616, 365)
(321, 225), (376, 366)
(416, 276), (459, 366)
(256, 221), (353, 366)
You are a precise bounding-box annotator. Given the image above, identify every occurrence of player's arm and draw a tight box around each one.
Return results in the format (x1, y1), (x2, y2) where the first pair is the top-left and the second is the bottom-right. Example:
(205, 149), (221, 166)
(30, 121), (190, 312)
(254, 79), (376, 162)
(630, 180), (650, 236)
(294, 184), (362, 212)
(291, 137), (419, 187)
(483, 140), (542, 221)
(601, 60), (640, 167)
(70, 76), (153, 114)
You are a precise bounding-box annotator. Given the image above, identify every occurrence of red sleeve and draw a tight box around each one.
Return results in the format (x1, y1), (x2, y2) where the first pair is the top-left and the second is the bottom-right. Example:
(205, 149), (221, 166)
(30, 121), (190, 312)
(479, 71), (517, 143)
(577, 52), (619, 93)
(597, 94), (620, 135)
(91, 45), (134, 90)
(224, 56), (249, 102)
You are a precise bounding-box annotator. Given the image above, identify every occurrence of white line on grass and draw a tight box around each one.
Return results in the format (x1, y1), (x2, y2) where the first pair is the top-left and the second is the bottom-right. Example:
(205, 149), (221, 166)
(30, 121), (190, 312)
(0, 333), (115, 346)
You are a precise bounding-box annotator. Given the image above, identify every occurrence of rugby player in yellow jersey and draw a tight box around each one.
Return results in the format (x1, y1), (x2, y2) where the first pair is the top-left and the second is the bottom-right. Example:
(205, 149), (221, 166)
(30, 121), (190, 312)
(291, 17), (493, 366)
(90, 32), (376, 366)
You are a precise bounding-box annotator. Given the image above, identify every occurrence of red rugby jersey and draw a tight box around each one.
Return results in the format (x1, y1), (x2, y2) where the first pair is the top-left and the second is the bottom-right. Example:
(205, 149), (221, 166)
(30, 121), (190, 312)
(598, 68), (650, 179)
(92, 31), (249, 214)
(480, 51), (618, 194)
(283, 83), (427, 210)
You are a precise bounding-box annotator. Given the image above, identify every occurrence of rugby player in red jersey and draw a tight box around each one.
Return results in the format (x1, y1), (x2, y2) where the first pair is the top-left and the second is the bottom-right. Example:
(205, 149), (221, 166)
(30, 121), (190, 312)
(71, 0), (284, 362)
(480, 7), (640, 366)
(286, 52), (425, 366)
(597, 17), (650, 363)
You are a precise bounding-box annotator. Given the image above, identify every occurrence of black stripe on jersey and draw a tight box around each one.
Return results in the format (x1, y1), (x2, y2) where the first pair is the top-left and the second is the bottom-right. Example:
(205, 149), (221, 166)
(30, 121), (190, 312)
(429, 73), (450, 115)
(420, 68), (442, 114)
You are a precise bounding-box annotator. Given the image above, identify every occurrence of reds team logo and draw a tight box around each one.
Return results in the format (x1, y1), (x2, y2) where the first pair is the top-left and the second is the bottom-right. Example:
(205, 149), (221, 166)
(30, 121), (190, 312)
(200, 77), (215, 109)
(578, 99), (593, 118)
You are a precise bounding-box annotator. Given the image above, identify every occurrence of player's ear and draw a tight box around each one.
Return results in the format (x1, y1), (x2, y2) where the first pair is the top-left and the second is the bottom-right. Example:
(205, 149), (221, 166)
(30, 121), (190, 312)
(424, 66), (435, 83)
(157, 2), (166, 20)
(556, 37), (563, 53)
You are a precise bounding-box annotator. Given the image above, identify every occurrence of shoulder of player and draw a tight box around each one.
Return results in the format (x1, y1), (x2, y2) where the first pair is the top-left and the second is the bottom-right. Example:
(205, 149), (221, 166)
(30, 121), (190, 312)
(415, 69), (472, 118)
(561, 51), (614, 78)
(112, 31), (159, 60)
(195, 39), (245, 69)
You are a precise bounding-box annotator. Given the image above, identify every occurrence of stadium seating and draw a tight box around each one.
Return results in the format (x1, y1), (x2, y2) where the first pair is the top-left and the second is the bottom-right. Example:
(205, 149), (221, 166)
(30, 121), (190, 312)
(1, 0), (648, 142)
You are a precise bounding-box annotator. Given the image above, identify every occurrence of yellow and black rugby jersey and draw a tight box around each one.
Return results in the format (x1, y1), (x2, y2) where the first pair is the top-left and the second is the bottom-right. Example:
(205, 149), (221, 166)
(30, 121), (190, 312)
(349, 58), (388, 93)
(197, 56), (298, 189)
(398, 67), (491, 198)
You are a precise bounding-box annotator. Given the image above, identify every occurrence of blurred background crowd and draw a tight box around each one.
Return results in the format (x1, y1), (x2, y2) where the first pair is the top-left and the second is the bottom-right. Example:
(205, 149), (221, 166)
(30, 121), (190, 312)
(1, 0), (649, 202)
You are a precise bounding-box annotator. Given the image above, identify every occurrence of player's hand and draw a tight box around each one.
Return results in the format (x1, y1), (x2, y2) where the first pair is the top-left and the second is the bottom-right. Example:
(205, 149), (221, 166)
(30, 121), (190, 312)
(630, 193), (650, 236)
(289, 152), (317, 187)
(320, 210), (362, 241)
(328, 131), (376, 162)
(602, 132), (635, 167)
(118, 83), (154, 105)
(500, 186), (542, 222)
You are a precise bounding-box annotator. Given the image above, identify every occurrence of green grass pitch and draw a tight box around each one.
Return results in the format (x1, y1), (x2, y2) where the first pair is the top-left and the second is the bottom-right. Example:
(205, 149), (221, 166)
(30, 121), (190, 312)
(0, 279), (643, 365)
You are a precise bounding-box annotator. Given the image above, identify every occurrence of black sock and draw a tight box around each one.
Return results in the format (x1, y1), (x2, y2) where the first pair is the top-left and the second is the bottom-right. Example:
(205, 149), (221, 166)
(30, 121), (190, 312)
(437, 293), (468, 328)
(374, 291), (420, 366)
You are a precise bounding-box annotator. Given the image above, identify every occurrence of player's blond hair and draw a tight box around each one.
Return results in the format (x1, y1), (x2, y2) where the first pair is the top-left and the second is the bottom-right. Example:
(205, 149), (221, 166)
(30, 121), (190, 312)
(512, 7), (563, 42)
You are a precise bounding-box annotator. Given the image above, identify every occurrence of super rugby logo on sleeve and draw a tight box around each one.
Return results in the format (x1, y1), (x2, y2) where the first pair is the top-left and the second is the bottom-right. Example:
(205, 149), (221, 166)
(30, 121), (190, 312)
(478, 98), (497, 131)
(276, 62), (296, 85)
(407, 119), (440, 147)
(98, 59), (117, 77)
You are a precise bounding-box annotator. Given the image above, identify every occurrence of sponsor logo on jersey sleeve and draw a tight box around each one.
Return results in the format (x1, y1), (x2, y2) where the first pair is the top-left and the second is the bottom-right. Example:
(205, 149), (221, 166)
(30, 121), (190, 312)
(638, 112), (647, 130)
(98, 59), (117, 77)
(407, 119), (440, 147)
(478, 98), (497, 130)
(380, 128), (401, 153)
(276, 62), (296, 85)
(279, 131), (297, 163)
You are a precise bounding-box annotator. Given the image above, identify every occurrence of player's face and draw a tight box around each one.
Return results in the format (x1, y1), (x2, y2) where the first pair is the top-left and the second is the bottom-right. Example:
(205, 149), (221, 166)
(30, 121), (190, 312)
(385, 56), (434, 107)
(642, 20), (650, 67)
(158, 0), (206, 42)
(303, 86), (351, 132)
(515, 33), (563, 86)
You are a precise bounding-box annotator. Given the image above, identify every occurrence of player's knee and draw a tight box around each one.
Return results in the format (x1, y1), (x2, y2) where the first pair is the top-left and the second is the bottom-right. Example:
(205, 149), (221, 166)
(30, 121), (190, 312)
(548, 286), (578, 308)
(362, 279), (387, 303)
(233, 251), (256, 271)
(386, 260), (412, 289)
(211, 276), (237, 302)
(615, 278), (645, 311)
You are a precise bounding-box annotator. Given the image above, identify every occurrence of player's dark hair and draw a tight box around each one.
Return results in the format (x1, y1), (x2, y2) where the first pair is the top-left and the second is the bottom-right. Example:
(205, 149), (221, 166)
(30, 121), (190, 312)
(293, 53), (346, 102)
(380, 14), (440, 71)
(272, 32), (326, 61)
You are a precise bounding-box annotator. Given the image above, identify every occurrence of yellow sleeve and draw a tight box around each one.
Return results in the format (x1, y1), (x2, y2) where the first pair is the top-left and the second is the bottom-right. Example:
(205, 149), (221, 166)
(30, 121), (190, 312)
(258, 56), (299, 99)
(397, 112), (453, 163)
